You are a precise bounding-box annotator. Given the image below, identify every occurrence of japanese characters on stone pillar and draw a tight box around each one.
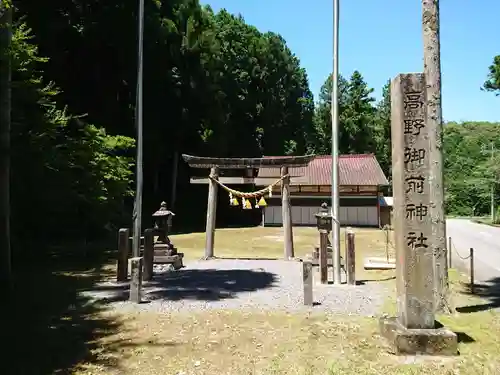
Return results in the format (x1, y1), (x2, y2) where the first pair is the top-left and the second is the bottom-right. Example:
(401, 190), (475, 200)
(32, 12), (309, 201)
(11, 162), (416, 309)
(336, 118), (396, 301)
(391, 73), (435, 329)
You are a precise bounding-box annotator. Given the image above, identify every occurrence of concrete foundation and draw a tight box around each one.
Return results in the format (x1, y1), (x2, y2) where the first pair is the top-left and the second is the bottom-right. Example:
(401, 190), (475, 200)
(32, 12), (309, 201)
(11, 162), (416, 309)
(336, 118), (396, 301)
(379, 316), (458, 356)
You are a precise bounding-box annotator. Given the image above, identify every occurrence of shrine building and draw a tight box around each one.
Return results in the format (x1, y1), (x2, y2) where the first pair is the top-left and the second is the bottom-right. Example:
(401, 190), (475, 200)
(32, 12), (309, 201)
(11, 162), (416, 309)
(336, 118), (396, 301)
(256, 154), (391, 227)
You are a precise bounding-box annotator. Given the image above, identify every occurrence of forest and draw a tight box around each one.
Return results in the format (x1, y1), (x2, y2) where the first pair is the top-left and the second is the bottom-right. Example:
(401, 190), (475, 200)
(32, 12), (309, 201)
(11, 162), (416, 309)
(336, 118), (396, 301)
(1, 0), (500, 268)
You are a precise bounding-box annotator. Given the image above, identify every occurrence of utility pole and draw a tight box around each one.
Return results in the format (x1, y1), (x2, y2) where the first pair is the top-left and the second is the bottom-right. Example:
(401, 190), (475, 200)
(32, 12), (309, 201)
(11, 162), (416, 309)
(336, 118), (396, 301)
(0, 2), (12, 290)
(422, 0), (450, 313)
(331, 0), (341, 284)
(132, 0), (145, 259)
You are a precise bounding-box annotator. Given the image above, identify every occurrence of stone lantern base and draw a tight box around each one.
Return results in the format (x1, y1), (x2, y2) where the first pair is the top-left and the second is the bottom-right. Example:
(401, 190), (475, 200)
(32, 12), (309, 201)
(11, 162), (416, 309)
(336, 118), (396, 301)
(154, 242), (177, 256)
(153, 243), (184, 270)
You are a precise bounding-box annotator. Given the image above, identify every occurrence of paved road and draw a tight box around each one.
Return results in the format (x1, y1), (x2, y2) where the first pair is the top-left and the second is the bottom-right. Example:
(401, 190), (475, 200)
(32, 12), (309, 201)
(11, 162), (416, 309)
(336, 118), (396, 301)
(447, 219), (500, 283)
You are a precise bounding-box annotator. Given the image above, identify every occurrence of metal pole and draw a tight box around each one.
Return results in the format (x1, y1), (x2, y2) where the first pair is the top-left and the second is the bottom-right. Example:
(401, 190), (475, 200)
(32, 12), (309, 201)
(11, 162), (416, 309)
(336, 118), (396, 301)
(331, 0), (341, 284)
(469, 247), (474, 294)
(491, 143), (495, 223)
(447, 236), (452, 269)
(132, 0), (145, 259)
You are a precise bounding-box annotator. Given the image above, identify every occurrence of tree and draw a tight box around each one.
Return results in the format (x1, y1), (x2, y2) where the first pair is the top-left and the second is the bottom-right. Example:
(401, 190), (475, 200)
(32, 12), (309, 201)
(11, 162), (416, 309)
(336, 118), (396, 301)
(341, 71), (377, 153)
(0, 1), (12, 288)
(13, 1), (316, 232)
(9, 20), (135, 253)
(313, 71), (377, 155)
(483, 55), (500, 95)
(422, 0), (448, 314)
(444, 121), (500, 218)
(196, 10), (315, 158)
(312, 73), (348, 154)
(373, 81), (391, 177)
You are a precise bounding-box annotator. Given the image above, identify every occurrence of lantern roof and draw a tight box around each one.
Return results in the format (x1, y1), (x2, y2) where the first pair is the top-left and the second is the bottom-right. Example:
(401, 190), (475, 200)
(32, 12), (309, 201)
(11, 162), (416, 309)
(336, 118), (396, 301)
(152, 201), (175, 217)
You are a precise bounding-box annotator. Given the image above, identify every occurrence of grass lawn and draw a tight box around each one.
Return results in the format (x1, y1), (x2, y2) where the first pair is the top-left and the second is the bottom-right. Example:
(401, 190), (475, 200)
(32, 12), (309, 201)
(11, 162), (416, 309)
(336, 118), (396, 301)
(76, 270), (500, 375)
(7, 227), (500, 375)
(173, 226), (395, 282)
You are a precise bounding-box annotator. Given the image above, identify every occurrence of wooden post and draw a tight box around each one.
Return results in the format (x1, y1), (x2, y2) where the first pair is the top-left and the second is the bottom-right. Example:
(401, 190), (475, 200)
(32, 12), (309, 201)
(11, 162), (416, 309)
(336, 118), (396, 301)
(319, 230), (328, 284)
(422, 0), (449, 314)
(143, 228), (154, 281)
(129, 257), (143, 303)
(117, 228), (130, 282)
(170, 151), (179, 211)
(377, 192), (382, 228)
(448, 236), (452, 269)
(346, 229), (356, 285)
(281, 166), (294, 259)
(205, 166), (219, 259)
(303, 259), (313, 306)
(470, 248), (474, 294)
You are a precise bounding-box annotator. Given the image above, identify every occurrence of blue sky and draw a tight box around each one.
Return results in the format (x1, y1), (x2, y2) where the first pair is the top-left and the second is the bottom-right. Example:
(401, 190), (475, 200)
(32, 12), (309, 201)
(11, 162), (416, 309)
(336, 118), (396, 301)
(200, 0), (499, 122)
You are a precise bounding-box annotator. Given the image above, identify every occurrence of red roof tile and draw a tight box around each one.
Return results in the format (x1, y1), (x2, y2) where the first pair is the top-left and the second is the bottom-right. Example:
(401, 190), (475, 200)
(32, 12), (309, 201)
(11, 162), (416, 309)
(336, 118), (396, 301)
(257, 154), (389, 186)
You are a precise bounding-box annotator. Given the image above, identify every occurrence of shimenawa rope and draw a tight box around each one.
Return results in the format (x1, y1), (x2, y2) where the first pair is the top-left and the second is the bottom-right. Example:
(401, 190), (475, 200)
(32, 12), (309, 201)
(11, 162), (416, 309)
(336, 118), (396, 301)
(208, 174), (288, 199)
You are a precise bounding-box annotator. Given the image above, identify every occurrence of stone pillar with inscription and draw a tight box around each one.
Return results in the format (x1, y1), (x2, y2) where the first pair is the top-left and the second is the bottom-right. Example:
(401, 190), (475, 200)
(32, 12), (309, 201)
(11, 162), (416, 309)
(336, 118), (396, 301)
(379, 73), (457, 356)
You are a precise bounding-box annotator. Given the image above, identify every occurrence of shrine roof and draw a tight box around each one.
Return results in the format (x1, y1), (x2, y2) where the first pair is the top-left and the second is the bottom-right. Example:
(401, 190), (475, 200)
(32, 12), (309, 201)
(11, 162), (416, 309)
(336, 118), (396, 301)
(257, 154), (389, 186)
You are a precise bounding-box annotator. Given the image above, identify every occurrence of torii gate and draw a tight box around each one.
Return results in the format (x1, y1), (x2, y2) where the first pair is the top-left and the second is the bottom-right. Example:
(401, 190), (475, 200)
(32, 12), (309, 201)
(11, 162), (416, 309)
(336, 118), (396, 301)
(182, 154), (315, 259)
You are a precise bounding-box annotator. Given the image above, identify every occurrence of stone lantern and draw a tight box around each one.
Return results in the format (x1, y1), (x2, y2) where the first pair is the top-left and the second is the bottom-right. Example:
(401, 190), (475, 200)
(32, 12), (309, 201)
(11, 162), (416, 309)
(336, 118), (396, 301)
(315, 202), (332, 233)
(152, 201), (177, 255)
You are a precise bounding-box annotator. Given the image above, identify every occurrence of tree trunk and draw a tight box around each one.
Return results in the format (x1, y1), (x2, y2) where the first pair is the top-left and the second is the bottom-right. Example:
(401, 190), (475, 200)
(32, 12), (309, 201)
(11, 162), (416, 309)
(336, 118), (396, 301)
(0, 4), (12, 289)
(422, 0), (450, 313)
(170, 150), (179, 211)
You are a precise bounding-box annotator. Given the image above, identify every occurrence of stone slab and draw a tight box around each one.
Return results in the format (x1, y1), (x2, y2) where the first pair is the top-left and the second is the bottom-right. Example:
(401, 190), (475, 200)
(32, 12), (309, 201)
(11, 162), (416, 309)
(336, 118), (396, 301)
(379, 316), (457, 356)
(365, 257), (396, 264)
(154, 253), (183, 262)
(154, 253), (184, 270)
(154, 249), (181, 256)
(363, 259), (396, 270)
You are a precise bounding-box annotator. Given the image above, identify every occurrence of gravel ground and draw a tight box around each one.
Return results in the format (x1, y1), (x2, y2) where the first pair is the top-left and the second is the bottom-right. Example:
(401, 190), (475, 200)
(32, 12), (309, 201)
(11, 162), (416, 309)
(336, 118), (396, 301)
(83, 259), (389, 316)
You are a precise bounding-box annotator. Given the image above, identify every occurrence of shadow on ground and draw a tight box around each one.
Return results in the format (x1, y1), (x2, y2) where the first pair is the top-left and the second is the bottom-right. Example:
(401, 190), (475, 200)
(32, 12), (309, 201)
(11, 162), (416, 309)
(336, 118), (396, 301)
(456, 276), (500, 313)
(89, 268), (278, 303)
(4, 248), (141, 375)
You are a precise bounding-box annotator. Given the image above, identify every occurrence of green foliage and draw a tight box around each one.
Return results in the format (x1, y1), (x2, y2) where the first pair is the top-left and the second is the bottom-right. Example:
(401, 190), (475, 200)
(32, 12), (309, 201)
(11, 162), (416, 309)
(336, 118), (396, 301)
(14, 0), (317, 229)
(7, 0), (500, 249)
(313, 73), (349, 154)
(483, 55), (500, 95)
(444, 121), (500, 216)
(372, 81), (391, 178)
(313, 71), (389, 176)
(195, 10), (315, 157)
(10, 20), (134, 246)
